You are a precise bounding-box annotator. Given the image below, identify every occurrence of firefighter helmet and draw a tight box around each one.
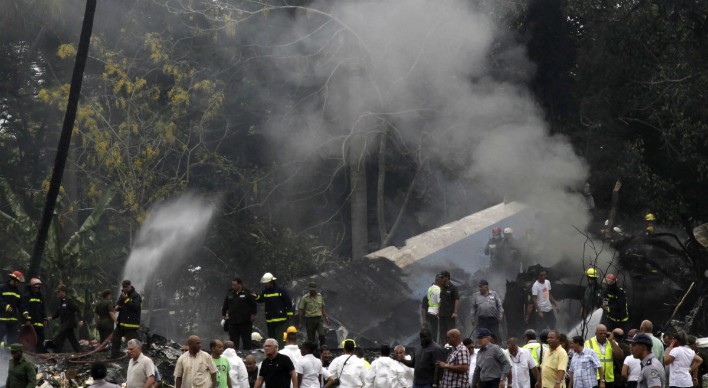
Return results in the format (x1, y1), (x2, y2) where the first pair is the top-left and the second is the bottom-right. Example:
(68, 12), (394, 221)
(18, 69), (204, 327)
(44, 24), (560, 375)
(260, 272), (276, 283)
(29, 278), (42, 286)
(9, 271), (25, 283)
(503, 227), (513, 235)
(605, 273), (617, 283)
(586, 268), (598, 278)
(492, 226), (502, 236)
(645, 213), (656, 221)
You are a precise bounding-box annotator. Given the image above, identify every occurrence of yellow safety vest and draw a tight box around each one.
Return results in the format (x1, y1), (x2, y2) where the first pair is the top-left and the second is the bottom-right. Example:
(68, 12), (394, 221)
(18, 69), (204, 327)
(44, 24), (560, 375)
(523, 342), (541, 365)
(586, 337), (614, 382)
(427, 285), (440, 309)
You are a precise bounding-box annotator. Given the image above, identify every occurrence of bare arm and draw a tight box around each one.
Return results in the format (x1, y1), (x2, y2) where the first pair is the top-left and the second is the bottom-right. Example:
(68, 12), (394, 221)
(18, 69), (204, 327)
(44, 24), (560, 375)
(254, 376), (264, 388)
(211, 373), (217, 388)
(291, 370), (299, 388)
(621, 364), (629, 379)
(175, 377), (182, 388)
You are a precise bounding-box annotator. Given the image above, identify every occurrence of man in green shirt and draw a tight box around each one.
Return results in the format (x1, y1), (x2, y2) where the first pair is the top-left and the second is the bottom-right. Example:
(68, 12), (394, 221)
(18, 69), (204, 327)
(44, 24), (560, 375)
(211, 339), (233, 388)
(298, 282), (329, 347)
(6, 343), (37, 388)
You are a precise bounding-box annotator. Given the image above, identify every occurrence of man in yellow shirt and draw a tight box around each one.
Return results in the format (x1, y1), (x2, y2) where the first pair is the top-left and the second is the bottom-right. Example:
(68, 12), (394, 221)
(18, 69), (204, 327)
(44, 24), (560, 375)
(538, 330), (568, 388)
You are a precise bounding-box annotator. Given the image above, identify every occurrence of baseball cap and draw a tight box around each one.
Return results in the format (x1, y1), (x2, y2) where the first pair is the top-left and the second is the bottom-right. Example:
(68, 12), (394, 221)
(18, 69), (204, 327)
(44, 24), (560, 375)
(9, 343), (23, 351)
(479, 279), (489, 286)
(439, 271), (451, 278)
(476, 328), (492, 339)
(627, 333), (653, 346)
(122, 280), (132, 287)
(308, 282), (317, 289)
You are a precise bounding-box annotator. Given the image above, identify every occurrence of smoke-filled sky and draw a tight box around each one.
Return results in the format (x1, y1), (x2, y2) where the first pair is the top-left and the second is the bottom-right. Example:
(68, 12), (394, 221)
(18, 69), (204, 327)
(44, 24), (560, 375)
(239, 0), (591, 263)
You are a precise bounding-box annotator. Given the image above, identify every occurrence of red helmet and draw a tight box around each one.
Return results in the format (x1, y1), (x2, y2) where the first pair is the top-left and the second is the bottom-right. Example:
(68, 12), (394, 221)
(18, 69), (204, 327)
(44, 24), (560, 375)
(9, 271), (25, 283)
(605, 273), (617, 282)
(492, 227), (502, 236)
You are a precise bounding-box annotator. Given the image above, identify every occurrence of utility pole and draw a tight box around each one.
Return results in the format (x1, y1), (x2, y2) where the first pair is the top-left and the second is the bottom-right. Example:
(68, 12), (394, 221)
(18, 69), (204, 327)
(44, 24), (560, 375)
(29, 0), (98, 277)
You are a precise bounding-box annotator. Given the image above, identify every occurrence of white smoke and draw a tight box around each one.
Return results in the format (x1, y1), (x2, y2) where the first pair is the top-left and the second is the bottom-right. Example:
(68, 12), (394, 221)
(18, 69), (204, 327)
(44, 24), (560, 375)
(246, 0), (590, 265)
(121, 194), (218, 292)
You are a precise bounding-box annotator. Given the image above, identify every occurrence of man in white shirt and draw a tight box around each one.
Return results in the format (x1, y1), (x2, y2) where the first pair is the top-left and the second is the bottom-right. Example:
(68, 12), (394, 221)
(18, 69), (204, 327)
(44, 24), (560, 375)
(505, 337), (539, 388)
(126, 339), (156, 388)
(327, 339), (366, 388)
(222, 341), (250, 388)
(394, 345), (414, 387)
(280, 332), (303, 387)
(365, 344), (407, 388)
(526, 270), (558, 332)
(297, 341), (322, 388)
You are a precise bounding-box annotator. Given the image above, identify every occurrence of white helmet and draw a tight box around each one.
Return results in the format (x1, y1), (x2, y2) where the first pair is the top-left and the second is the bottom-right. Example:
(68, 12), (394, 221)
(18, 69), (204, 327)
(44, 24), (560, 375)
(503, 227), (513, 234)
(260, 272), (276, 283)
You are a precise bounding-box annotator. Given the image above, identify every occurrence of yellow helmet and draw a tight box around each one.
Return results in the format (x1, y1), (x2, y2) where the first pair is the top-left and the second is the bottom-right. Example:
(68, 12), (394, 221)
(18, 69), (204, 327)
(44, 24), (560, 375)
(645, 213), (656, 221)
(646, 225), (655, 233)
(586, 268), (598, 278)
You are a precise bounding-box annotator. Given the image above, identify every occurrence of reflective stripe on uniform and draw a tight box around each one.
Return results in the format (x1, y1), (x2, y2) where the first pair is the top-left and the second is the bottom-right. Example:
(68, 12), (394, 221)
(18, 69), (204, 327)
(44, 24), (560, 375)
(263, 293), (282, 298)
(120, 322), (140, 328)
(33, 323), (44, 327)
(0, 317), (18, 321)
(29, 298), (42, 303)
(2, 292), (20, 298)
(586, 337), (614, 382)
(266, 317), (287, 323)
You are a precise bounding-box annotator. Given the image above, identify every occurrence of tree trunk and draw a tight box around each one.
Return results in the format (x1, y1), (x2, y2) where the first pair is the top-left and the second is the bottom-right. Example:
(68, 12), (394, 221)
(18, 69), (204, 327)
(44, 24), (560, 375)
(349, 134), (368, 260)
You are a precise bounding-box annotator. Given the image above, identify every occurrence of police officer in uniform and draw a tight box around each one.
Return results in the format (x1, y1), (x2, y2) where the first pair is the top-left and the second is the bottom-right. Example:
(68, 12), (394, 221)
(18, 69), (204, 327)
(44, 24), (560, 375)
(627, 334), (664, 388)
(470, 279), (504, 339)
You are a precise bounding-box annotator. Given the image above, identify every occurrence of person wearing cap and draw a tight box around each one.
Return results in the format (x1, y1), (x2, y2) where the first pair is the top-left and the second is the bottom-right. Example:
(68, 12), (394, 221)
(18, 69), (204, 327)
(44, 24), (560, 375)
(22, 277), (47, 353)
(0, 271), (26, 348)
(472, 328), (511, 388)
(496, 228), (520, 276)
(110, 280), (142, 359)
(627, 334), (665, 388)
(584, 325), (623, 388)
(254, 272), (294, 348)
(48, 285), (84, 353)
(222, 277), (258, 350)
(568, 335), (603, 388)
(251, 332), (264, 348)
(485, 227), (504, 266)
(526, 269), (559, 332)
(537, 330), (568, 388)
(94, 289), (116, 345)
(6, 343), (36, 388)
(438, 271), (460, 345)
(471, 279), (504, 339)
(298, 282), (329, 347)
(601, 275), (629, 333)
(281, 329), (303, 382)
(581, 268), (603, 319)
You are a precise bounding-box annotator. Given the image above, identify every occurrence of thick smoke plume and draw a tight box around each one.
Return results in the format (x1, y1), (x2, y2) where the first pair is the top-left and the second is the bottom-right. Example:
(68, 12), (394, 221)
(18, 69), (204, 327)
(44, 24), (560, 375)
(249, 0), (590, 265)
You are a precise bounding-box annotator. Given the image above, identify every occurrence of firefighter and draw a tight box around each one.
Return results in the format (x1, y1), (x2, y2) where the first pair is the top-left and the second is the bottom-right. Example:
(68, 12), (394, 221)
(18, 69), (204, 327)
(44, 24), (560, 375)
(109, 280), (142, 359)
(254, 272), (293, 348)
(0, 271), (25, 347)
(22, 278), (47, 353)
(644, 213), (656, 236)
(581, 268), (603, 319)
(602, 274), (629, 333)
(484, 226), (504, 266)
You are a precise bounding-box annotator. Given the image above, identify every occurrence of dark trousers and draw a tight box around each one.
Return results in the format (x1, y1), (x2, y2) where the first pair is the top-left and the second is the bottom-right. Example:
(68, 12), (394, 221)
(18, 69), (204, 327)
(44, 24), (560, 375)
(481, 379), (501, 388)
(34, 325), (46, 353)
(438, 315), (456, 343)
(598, 381), (615, 388)
(478, 316), (500, 339)
(536, 310), (557, 331)
(267, 321), (288, 348)
(228, 320), (253, 350)
(426, 314), (439, 342)
(626, 382), (637, 388)
(305, 316), (326, 346)
(0, 321), (19, 346)
(110, 325), (138, 357)
(97, 322), (114, 344)
(54, 325), (80, 352)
